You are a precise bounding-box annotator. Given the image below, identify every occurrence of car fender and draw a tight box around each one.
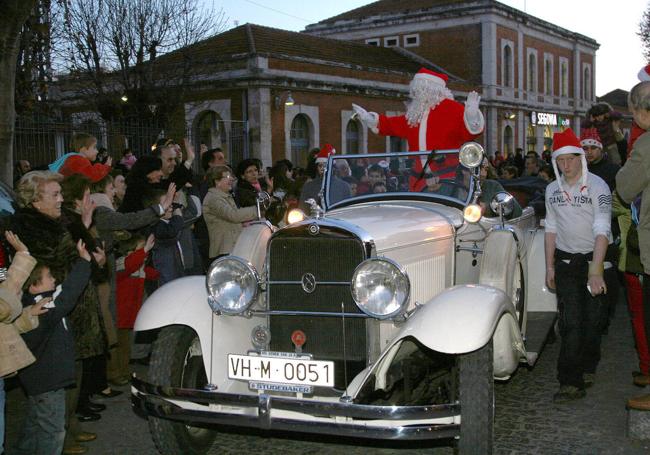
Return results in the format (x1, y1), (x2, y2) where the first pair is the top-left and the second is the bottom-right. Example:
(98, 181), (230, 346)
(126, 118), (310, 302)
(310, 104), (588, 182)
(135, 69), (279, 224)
(526, 227), (557, 312)
(134, 276), (264, 392)
(231, 221), (273, 272)
(395, 285), (524, 377)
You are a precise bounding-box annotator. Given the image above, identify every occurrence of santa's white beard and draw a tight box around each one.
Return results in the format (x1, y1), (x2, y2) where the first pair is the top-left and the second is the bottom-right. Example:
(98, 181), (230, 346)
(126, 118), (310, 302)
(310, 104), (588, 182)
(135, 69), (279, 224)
(405, 79), (454, 127)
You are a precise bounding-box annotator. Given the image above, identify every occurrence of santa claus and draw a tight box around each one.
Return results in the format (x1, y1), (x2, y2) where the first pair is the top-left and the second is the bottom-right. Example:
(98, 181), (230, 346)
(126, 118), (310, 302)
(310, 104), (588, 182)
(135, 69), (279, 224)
(352, 68), (484, 191)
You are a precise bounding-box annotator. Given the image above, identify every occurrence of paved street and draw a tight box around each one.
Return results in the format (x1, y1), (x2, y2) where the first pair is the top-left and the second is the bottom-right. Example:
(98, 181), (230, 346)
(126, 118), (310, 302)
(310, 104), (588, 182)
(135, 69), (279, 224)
(6, 295), (650, 454)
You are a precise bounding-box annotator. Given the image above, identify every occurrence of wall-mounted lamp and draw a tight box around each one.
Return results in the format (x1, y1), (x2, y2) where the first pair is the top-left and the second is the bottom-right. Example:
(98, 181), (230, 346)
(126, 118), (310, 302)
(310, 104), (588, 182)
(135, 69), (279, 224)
(504, 111), (516, 120)
(120, 94), (129, 103)
(274, 91), (295, 110)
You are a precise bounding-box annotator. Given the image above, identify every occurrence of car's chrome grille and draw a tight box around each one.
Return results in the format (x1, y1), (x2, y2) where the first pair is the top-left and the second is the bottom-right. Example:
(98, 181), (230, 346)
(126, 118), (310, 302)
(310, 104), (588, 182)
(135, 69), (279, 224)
(267, 233), (366, 389)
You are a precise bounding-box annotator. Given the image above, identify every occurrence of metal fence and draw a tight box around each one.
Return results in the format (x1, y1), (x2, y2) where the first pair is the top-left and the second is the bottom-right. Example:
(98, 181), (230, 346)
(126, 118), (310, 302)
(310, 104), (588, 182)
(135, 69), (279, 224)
(13, 115), (249, 170)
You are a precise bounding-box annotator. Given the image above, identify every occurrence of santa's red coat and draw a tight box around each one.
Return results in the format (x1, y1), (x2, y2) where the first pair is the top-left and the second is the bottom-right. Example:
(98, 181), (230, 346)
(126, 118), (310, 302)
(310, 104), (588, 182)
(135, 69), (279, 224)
(378, 98), (480, 191)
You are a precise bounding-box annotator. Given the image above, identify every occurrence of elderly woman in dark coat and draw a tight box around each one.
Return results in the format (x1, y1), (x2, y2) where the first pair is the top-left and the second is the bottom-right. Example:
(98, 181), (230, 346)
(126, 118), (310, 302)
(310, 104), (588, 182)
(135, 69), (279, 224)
(59, 175), (118, 419)
(9, 170), (97, 452)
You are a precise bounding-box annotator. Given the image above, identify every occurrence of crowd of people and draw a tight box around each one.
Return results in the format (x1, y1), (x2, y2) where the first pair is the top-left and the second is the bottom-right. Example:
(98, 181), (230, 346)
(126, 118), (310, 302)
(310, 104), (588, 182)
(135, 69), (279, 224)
(3, 61), (650, 453)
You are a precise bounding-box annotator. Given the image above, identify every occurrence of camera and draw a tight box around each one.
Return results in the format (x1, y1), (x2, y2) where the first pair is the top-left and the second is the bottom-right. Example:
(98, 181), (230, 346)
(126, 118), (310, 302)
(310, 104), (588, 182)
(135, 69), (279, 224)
(171, 202), (184, 210)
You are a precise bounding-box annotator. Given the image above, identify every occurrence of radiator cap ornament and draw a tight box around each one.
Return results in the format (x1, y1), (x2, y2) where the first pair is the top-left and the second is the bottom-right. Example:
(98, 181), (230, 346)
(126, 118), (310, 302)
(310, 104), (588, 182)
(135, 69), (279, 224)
(301, 272), (316, 293)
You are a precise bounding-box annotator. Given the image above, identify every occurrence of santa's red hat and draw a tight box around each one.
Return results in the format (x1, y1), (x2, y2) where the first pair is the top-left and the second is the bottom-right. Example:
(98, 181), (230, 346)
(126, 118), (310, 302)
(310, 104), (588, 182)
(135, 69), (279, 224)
(580, 128), (602, 149)
(413, 68), (448, 87)
(316, 144), (336, 163)
(639, 64), (650, 82)
(551, 128), (588, 195)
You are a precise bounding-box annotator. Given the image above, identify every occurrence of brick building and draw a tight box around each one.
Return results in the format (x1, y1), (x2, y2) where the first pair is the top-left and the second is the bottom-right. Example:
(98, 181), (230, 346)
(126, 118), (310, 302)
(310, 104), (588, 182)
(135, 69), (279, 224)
(305, 0), (600, 157)
(59, 1), (600, 167)
(58, 23), (481, 168)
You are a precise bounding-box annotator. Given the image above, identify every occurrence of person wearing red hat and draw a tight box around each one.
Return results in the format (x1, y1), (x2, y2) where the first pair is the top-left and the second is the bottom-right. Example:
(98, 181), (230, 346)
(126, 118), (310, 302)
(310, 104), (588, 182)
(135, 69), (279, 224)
(351, 68), (484, 191)
(545, 128), (612, 403)
(617, 80), (650, 409)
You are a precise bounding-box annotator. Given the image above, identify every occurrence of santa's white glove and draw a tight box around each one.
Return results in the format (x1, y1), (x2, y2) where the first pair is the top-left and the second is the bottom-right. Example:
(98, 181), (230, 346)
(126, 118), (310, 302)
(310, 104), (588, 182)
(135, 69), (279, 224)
(352, 103), (379, 133)
(463, 91), (485, 134)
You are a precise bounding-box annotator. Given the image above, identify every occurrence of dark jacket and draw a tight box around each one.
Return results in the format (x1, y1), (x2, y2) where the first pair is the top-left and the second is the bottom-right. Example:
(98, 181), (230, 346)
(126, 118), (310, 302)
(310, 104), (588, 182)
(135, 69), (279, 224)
(588, 157), (620, 193)
(235, 179), (259, 208)
(18, 260), (91, 396)
(61, 207), (109, 358)
(150, 215), (185, 285)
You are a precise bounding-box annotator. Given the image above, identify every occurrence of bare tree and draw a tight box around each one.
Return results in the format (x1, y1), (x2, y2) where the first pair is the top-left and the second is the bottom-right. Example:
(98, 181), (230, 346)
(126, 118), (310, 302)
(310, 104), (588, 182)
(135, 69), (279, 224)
(53, 0), (227, 122)
(640, 4), (650, 62)
(0, 0), (37, 186)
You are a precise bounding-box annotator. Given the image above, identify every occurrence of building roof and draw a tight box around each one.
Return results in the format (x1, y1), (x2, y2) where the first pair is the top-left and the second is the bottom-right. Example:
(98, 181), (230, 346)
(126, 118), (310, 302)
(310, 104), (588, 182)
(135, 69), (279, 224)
(159, 23), (427, 76)
(312, 0), (469, 23)
(306, 0), (598, 47)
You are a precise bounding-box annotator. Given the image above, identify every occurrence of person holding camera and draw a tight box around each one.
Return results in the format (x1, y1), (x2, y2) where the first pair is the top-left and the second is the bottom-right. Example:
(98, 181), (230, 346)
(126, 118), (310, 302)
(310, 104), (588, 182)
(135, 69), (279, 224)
(141, 189), (186, 285)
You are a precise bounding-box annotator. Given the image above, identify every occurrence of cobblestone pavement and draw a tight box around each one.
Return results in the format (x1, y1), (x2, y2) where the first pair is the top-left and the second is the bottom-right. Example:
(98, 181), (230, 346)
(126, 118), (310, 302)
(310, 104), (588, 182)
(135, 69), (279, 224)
(6, 297), (650, 454)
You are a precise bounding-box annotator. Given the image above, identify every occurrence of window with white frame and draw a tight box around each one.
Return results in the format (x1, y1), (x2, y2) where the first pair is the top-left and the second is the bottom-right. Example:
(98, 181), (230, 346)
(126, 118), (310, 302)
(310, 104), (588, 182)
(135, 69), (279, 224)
(583, 64), (592, 100)
(559, 57), (569, 97)
(404, 34), (419, 47)
(527, 49), (538, 92)
(544, 53), (554, 96)
(345, 120), (360, 154)
(501, 40), (514, 88)
(384, 36), (399, 47)
(365, 38), (380, 46)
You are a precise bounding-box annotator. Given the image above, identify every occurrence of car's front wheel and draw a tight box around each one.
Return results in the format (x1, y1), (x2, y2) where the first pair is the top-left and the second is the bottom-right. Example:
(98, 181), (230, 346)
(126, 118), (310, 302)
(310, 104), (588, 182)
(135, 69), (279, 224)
(457, 340), (494, 455)
(148, 326), (217, 455)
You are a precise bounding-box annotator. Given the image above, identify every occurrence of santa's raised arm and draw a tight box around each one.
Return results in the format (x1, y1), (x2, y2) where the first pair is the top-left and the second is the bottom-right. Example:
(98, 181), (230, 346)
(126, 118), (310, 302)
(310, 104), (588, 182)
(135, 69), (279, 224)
(352, 68), (484, 190)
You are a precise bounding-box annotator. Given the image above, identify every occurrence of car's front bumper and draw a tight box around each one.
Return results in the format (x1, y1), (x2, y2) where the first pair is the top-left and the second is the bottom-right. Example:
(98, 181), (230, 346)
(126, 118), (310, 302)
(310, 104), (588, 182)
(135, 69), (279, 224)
(131, 375), (460, 440)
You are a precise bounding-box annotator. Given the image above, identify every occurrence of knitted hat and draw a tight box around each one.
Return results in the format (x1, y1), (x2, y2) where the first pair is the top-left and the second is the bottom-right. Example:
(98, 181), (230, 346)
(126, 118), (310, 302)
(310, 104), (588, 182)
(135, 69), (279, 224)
(639, 64), (650, 82)
(316, 144), (336, 164)
(579, 128), (603, 149)
(551, 128), (588, 195)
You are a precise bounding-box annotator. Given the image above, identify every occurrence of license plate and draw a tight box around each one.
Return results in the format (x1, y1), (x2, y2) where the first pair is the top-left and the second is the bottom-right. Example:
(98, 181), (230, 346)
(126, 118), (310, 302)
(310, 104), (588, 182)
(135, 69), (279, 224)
(228, 353), (334, 387)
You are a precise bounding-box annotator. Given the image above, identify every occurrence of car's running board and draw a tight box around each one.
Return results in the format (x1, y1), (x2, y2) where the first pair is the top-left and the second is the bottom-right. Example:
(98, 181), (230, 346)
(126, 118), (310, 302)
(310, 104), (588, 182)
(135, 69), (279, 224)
(523, 311), (557, 366)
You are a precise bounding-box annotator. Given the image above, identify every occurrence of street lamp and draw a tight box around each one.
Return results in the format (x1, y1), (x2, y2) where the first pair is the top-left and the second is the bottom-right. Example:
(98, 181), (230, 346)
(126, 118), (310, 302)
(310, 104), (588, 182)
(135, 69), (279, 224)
(274, 91), (295, 109)
(121, 94), (128, 103)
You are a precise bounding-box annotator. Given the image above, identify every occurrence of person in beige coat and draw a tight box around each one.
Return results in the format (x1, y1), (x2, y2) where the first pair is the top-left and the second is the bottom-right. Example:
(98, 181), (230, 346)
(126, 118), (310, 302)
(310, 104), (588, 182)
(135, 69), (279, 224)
(202, 166), (257, 261)
(0, 231), (48, 453)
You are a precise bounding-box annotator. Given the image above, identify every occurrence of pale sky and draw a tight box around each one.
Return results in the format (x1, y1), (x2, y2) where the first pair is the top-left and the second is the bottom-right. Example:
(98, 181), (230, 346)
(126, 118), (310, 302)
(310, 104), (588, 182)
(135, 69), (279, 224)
(214, 0), (648, 96)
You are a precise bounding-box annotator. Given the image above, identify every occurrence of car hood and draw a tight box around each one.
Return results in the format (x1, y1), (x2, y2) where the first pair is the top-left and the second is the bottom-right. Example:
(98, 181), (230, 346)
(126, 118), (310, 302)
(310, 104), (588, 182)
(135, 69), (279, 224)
(325, 201), (460, 252)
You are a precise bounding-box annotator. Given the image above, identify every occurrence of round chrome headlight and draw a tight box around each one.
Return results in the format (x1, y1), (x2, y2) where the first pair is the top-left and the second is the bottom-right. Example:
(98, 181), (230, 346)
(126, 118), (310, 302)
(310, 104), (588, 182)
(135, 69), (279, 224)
(351, 258), (410, 319)
(206, 256), (259, 314)
(490, 191), (515, 217)
(459, 142), (484, 169)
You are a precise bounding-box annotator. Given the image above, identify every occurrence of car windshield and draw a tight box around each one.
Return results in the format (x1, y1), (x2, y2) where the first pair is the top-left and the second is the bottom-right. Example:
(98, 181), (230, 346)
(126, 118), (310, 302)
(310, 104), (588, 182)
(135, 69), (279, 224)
(323, 150), (476, 209)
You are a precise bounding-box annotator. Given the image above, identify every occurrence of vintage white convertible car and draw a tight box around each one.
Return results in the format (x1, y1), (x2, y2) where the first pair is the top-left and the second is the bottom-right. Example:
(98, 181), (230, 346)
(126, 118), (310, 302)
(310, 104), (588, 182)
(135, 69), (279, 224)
(131, 144), (557, 454)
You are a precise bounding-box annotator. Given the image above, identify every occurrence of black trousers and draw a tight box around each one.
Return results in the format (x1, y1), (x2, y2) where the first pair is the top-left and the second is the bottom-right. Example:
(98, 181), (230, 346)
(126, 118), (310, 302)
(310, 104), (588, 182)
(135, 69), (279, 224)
(555, 259), (606, 388)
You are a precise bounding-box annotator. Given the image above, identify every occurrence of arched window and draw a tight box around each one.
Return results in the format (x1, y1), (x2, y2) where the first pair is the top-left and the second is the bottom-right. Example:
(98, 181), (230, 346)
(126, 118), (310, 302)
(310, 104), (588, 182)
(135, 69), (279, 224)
(290, 114), (310, 167)
(528, 53), (537, 92)
(196, 111), (225, 150)
(544, 126), (553, 149)
(527, 124), (537, 152)
(503, 125), (513, 157)
(345, 120), (359, 154)
(561, 61), (568, 97)
(503, 45), (512, 87)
